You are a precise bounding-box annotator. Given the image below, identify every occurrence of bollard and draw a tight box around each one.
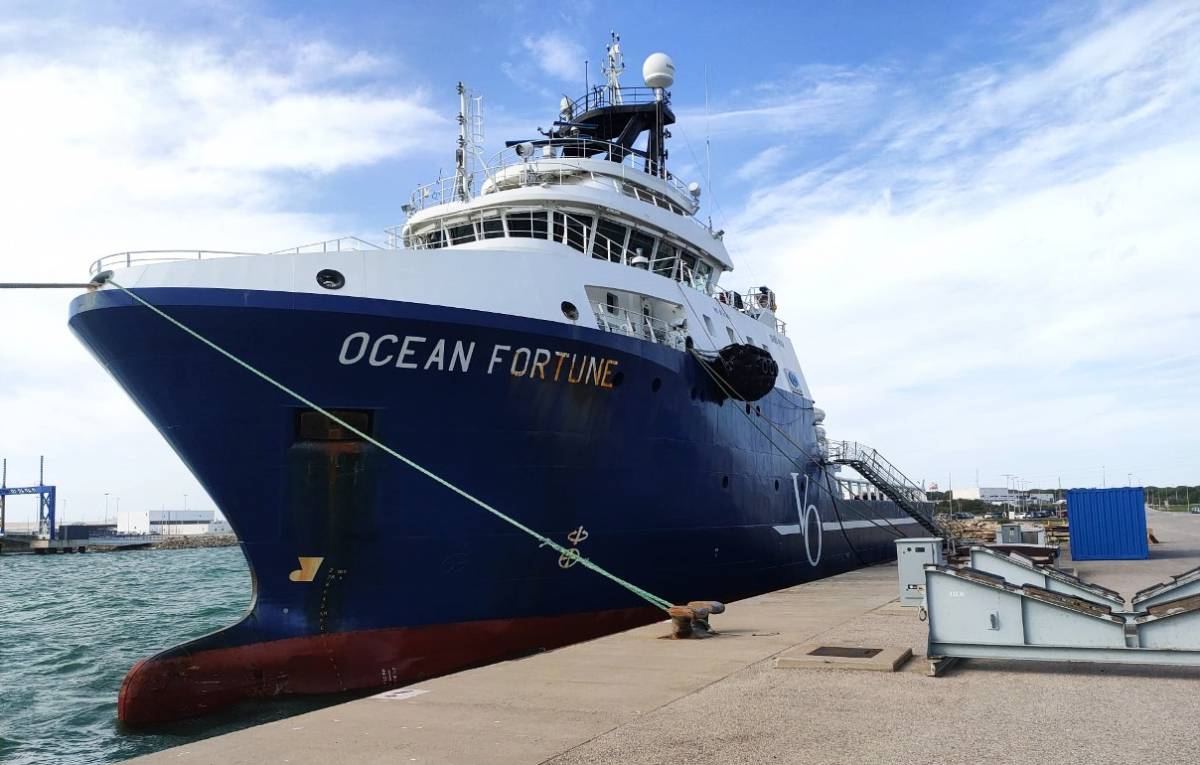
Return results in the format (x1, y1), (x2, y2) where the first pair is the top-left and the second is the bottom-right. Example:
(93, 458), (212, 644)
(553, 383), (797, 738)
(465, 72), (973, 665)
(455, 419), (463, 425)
(668, 606), (696, 638)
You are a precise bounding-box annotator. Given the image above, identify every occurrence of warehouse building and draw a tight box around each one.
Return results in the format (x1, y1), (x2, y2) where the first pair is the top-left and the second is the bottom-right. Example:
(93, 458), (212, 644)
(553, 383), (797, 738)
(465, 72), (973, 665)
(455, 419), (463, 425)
(116, 509), (227, 536)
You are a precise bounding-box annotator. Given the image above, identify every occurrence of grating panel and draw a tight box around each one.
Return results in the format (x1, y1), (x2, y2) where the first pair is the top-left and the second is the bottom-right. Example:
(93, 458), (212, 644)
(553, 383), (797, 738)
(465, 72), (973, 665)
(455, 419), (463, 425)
(807, 646), (882, 658)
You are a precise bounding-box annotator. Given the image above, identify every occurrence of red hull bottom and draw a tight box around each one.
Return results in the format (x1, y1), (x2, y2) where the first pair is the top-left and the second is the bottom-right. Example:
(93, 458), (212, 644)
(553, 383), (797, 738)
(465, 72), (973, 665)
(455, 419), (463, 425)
(117, 607), (660, 724)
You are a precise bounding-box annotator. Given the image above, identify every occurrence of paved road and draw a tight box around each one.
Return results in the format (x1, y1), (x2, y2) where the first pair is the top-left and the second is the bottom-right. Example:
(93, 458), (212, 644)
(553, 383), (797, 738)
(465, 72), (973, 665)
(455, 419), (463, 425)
(1069, 509), (1200, 597)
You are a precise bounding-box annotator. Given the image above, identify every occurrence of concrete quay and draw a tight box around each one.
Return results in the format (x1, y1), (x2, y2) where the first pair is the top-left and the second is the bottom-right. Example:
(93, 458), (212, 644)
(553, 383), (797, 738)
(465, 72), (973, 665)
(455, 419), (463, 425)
(132, 510), (1200, 765)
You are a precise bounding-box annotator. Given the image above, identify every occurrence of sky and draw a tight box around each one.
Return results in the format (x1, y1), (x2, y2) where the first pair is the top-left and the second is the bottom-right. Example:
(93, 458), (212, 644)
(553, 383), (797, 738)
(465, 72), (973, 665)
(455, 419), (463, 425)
(0, 0), (1197, 523)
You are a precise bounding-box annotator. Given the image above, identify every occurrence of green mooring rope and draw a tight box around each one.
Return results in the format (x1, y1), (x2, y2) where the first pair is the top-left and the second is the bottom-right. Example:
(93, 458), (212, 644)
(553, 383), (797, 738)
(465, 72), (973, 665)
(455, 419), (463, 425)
(103, 279), (673, 612)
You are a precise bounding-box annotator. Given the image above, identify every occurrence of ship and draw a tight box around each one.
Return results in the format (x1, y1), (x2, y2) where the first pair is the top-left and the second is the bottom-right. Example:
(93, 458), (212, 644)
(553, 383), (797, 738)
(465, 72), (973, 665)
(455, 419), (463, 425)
(68, 35), (936, 724)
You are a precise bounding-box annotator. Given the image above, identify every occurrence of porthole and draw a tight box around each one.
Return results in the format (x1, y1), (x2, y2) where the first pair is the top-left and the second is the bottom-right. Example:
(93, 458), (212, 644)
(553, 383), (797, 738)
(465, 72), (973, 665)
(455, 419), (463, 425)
(691, 387), (698, 400)
(651, 378), (662, 392)
(755, 406), (762, 416)
(745, 403), (752, 414)
(316, 269), (345, 290)
(721, 475), (730, 489)
(561, 301), (579, 321)
(610, 371), (624, 388)
(774, 479), (780, 491)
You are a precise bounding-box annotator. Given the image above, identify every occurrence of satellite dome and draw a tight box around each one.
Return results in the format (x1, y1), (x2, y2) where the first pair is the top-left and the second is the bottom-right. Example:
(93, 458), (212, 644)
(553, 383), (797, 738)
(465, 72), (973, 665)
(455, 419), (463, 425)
(642, 53), (675, 89)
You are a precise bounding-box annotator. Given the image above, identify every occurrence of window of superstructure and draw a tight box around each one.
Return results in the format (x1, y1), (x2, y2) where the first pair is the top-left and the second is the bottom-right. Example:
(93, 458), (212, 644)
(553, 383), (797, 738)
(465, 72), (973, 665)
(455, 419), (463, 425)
(677, 251), (698, 284)
(694, 260), (714, 292)
(507, 210), (548, 238)
(628, 229), (656, 269)
(605, 292), (619, 314)
(447, 222), (475, 246)
(552, 211), (591, 253)
(594, 218), (630, 262)
(426, 228), (446, 249)
(479, 213), (504, 239)
(650, 239), (677, 278)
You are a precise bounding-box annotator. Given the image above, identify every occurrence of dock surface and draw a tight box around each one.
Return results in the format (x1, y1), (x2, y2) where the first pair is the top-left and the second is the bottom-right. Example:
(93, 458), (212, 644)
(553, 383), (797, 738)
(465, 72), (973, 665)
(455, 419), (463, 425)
(132, 510), (1200, 765)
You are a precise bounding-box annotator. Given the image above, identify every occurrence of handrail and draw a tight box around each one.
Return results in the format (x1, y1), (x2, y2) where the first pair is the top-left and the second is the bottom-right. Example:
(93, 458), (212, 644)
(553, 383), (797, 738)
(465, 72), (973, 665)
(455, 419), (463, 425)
(406, 137), (698, 216)
(567, 86), (664, 117)
(828, 441), (929, 505)
(89, 250), (264, 276)
(593, 302), (685, 350)
(270, 237), (384, 255)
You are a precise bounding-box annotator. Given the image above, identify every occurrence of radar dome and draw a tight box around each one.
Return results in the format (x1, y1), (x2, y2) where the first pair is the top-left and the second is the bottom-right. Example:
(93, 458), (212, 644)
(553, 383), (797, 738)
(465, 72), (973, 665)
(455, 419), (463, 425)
(642, 53), (675, 89)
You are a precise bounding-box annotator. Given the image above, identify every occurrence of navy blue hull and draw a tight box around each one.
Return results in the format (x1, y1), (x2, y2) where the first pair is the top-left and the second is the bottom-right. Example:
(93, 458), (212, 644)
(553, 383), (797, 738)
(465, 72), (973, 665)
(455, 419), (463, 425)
(68, 287), (913, 721)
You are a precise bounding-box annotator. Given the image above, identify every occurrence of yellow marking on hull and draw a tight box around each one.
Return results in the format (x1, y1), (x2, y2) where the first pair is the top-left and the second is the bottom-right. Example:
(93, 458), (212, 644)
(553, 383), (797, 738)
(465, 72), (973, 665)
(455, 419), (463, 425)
(289, 556), (325, 582)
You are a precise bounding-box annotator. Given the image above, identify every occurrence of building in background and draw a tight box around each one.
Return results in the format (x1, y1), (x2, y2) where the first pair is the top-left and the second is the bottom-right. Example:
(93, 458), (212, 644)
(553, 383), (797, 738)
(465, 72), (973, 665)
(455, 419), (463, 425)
(116, 509), (227, 535)
(952, 487), (1013, 504)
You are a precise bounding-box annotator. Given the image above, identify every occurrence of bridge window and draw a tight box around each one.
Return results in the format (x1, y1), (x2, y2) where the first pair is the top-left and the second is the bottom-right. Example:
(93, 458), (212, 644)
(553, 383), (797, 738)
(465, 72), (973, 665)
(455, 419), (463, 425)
(651, 240), (677, 277)
(552, 212), (590, 253)
(693, 260), (714, 292)
(447, 222), (475, 246)
(480, 215), (504, 239)
(594, 218), (630, 262)
(507, 211), (548, 238)
(627, 229), (656, 269)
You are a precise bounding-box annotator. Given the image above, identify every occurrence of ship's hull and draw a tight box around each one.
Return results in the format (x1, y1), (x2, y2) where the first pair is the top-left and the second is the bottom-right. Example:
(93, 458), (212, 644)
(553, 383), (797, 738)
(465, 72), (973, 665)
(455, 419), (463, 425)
(69, 286), (915, 723)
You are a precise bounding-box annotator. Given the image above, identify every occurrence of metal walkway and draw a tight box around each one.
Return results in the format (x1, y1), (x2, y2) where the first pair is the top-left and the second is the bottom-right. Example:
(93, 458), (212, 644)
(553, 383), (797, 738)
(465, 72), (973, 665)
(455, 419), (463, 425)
(825, 441), (944, 538)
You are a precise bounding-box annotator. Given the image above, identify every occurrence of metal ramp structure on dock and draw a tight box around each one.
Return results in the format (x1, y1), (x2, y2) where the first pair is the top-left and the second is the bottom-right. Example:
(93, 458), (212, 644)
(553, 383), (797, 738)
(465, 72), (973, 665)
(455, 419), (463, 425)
(924, 551), (1200, 674)
(1131, 565), (1200, 612)
(966, 546), (1124, 610)
(925, 563), (1200, 672)
(825, 441), (944, 538)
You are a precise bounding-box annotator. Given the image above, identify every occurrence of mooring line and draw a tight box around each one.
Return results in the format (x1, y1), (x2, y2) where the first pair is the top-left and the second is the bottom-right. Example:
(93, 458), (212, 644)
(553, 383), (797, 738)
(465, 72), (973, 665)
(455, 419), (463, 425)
(100, 278), (674, 612)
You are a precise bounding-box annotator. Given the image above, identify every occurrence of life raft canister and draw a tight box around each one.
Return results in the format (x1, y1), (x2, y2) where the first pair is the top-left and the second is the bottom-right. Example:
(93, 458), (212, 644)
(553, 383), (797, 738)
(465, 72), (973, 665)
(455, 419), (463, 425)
(705, 343), (779, 401)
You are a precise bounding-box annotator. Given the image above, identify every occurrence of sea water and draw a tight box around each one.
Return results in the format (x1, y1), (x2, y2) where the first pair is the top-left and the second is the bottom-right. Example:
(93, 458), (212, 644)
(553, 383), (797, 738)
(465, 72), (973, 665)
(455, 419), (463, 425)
(0, 546), (345, 764)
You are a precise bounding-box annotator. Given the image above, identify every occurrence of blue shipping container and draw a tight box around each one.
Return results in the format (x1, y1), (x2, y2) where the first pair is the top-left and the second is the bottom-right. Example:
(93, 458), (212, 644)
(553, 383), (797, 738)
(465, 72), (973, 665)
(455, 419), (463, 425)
(1066, 487), (1149, 560)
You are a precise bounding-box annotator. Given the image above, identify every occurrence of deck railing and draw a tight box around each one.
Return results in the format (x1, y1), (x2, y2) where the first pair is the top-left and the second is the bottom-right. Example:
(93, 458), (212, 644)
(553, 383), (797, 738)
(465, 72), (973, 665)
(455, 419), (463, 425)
(406, 138), (697, 215)
(593, 302), (686, 350)
(269, 237), (384, 255)
(89, 250), (264, 276)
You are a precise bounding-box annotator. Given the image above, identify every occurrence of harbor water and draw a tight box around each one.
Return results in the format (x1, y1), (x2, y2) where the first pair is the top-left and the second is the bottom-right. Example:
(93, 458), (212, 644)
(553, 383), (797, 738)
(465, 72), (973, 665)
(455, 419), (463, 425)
(0, 546), (351, 764)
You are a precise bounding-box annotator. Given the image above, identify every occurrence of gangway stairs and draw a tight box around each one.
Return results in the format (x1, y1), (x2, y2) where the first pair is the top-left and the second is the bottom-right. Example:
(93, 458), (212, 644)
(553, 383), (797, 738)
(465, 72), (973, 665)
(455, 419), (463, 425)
(825, 441), (946, 539)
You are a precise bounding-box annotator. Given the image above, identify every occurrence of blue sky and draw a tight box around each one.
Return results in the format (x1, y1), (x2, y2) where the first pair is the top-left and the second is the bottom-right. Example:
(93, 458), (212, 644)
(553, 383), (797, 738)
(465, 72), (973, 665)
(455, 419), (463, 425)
(1, 1), (1197, 520)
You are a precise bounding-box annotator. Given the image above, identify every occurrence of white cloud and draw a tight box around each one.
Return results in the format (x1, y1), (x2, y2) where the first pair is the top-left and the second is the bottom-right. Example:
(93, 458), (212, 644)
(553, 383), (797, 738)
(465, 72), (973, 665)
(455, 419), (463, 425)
(719, 0), (1200, 487)
(521, 32), (585, 81)
(0, 22), (444, 521)
(734, 145), (789, 181)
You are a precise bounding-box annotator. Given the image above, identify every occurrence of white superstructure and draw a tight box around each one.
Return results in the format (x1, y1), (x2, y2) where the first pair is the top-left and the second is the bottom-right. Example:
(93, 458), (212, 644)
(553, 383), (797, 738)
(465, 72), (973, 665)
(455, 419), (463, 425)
(87, 39), (810, 399)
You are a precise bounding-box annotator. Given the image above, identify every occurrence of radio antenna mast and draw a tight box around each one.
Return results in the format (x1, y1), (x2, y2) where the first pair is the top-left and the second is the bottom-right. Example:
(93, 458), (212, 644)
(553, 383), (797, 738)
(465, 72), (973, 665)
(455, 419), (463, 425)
(603, 31), (624, 105)
(453, 82), (484, 202)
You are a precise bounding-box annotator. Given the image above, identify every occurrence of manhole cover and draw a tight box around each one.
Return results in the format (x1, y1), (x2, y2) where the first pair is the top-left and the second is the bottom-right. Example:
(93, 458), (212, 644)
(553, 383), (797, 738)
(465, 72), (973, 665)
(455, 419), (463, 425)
(807, 646), (882, 659)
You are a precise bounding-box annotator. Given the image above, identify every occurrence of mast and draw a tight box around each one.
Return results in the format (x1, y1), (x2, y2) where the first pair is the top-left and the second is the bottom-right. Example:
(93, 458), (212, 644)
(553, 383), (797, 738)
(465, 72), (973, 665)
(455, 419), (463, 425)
(603, 31), (624, 106)
(453, 82), (470, 202)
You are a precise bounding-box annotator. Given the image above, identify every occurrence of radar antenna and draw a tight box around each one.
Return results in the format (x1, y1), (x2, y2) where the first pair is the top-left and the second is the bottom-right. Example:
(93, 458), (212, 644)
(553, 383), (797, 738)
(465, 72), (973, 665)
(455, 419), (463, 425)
(602, 31), (624, 106)
(453, 82), (485, 202)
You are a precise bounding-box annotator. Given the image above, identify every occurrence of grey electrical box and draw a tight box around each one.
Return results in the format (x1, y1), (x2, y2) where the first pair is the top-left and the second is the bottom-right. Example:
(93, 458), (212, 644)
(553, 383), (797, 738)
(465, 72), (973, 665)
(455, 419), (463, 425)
(998, 523), (1023, 544)
(896, 537), (944, 606)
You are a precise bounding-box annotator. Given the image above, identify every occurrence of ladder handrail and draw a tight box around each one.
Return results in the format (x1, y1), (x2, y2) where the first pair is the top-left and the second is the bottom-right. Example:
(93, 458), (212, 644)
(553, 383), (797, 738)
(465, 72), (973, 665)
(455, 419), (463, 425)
(825, 440), (947, 538)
